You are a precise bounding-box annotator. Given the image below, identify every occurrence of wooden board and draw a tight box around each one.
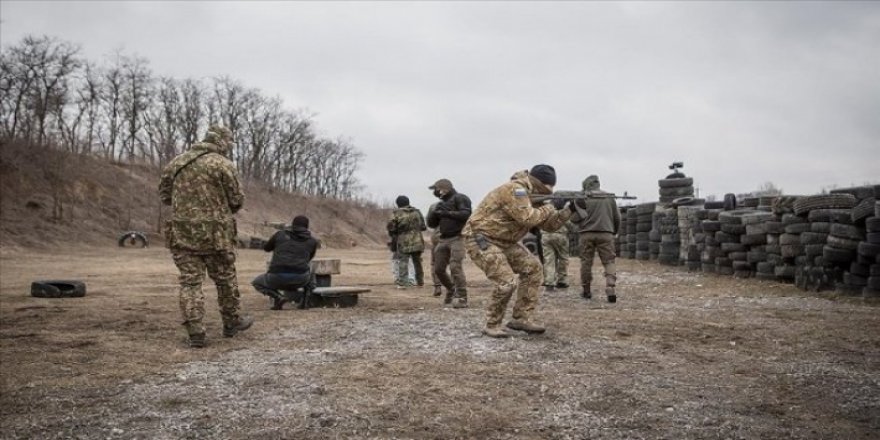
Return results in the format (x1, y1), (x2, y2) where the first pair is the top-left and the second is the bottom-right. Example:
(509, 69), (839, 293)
(313, 286), (371, 297)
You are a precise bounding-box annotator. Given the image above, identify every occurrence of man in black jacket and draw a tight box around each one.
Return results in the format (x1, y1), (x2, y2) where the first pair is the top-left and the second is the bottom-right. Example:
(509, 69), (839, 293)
(251, 215), (319, 309)
(426, 178), (472, 308)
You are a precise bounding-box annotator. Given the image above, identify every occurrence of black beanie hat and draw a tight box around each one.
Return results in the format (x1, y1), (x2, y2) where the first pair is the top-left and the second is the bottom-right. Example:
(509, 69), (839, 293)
(292, 215), (309, 229)
(529, 164), (557, 186)
(395, 195), (410, 207)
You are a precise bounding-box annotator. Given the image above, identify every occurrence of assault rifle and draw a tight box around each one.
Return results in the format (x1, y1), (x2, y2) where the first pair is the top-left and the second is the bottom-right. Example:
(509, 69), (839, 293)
(530, 190), (637, 206)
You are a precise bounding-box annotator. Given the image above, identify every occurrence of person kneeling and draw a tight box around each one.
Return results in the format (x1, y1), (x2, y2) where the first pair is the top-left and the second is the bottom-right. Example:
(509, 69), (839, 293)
(252, 215), (319, 309)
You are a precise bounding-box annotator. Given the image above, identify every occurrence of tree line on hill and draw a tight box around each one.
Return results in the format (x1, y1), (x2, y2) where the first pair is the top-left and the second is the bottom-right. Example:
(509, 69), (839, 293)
(0, 35), (363, 199)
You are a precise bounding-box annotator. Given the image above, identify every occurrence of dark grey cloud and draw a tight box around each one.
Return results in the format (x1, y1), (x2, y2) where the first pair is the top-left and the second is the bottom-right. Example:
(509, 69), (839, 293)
(2, 1), (878, 211)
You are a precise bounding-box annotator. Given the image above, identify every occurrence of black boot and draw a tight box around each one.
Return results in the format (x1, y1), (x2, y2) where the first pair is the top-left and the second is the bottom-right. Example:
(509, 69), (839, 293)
(581, 284), (592, 299)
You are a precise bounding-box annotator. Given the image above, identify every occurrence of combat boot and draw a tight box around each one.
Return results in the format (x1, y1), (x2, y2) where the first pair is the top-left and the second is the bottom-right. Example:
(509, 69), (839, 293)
(223, 315), (254, 338)
(606, 286), (617, 303)
(188, 332), (206, 348)
(482, 325), (511, 338)
(443, 291), (453, 305)
(543, 284), (555, 292)
(555, 282), (569, 289)
(452, 297), (468, 309)
(581, 284), (592, 299)
(506, 319), (546, 334)
(432, 285), (442, 297)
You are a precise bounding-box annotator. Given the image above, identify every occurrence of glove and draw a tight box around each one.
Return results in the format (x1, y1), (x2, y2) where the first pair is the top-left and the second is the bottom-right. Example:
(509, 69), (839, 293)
(568, 201), (577, 212)
(574, 198), (588, 209)
(552, 198), (566, 210)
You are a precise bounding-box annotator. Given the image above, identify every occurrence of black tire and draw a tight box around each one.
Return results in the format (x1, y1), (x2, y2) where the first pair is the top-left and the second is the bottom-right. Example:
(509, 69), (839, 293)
(781, 214), (808, 226)
(868, 233), (880, 244)
(827, 235), (860, 251)
(804, 244), (825, 257)
(866, 217), (880, 233)
(721, 242), (747, 253)
(704, 201), (725, 210)
(850, 262), (870, 277)
(823, 245), (855, 264)
(636, 203), (657, 215)
(868, 276), (880, 290)
(871, 264), (880, 276)
(765, 221), (784, 234)
(741, 234), (767, 246)
(756, 262), (775, 273)
(748, 250), (768, 264)
(829, 224), (865, 241)
(715, 232), (738, 244)
(717, 266), (735, 276)
(733, 261), (752, 271)
(666, 171), (686, 179)
(799, 232), (828, 245)
(729, 251), (748, 262)
(31, 280), (86, 298)
(670, 197), (697, 207)
(715, 257), (732, 267)
(659, 186), (694, 198)
(740, 197), (760, 208)
(723, 193), (737, 211)
(830, 185), (876, 201)
(784, 223), (810, 234)
(810, 222), (832, 234)
(658, 177), (693, 189)
(779, 234), (800, 245)
(781, 244), (804, 258)
(118, 231), (148, 248)
(702, 220), (721, 232)
(859, 242), (880, 258)
(721, 224), (746, 235)
(719, 210), (755, 225)
(792, 194), (857, 215)
(807, 209), (852, 224)
(852, 198), (876, 223)
(745, 223), (768, 235)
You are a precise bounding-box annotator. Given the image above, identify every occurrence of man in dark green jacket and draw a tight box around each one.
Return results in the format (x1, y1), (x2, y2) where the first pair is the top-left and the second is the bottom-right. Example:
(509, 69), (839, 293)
(571, 175), (621, 302)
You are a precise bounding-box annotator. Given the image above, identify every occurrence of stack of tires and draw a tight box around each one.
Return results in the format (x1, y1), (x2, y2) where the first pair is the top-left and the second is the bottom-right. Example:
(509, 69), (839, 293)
(862, 202), (880, 298)
(787, 193), (858, 294)
(678, 205), (702, 270)
(741, 211), (775, 279)
(623, 207), (638, 259)
(635, 203), (655, 260)
(615, 206), (632, 256)
(716, 210), (754, 278)
(700, 209), (723, 274)
(649, 210), (664, 260)
(658, 174), (694, 204)
(777, 213), (809, 282)
(658, 208), (680, 265)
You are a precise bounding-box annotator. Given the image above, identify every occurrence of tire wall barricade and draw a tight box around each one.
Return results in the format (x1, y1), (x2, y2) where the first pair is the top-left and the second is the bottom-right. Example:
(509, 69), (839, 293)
(616, 180), (880, 298)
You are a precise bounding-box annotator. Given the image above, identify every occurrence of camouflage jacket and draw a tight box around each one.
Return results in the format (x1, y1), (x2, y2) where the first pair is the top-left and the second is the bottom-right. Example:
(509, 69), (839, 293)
(158, 141), (244, 252)
(462, 170), (572, 246)
(387, 206), (427, 254)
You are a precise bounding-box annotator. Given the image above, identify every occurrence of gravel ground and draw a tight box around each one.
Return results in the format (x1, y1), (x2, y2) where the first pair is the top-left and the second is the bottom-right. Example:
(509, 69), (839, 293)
(1, 246), (878, 439)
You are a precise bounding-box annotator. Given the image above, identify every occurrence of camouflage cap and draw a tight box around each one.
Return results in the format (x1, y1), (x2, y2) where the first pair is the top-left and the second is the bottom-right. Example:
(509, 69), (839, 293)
(428, 179), (453, 191)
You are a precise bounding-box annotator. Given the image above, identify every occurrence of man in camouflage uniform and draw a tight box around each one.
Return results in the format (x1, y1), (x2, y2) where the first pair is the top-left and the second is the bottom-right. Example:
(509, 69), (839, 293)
(571, 175), (621, 302)
(387, 195), (427, 288)
(158, 126), (253, 348)
(541, 220), (571, 290)
(426, 178), (472, 308)
(463, 165), (575, 338)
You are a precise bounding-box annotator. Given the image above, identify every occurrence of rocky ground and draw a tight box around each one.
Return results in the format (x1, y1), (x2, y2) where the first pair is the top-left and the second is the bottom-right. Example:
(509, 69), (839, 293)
(1, 245), (878, 439)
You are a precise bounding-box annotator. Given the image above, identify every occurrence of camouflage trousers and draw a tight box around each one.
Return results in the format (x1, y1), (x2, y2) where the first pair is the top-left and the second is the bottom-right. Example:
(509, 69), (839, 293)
(172, 250), (242, 335)
(579, 232), (617, 288)
(464, 235), (543, 328)
(395, 251), (424, 286)
(434, 236), (468, 298)
(541, 232), (569, 285)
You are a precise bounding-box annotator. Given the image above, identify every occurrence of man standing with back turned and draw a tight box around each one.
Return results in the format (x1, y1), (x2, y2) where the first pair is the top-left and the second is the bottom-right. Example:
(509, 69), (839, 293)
(159, 125), (254, 348)
(571, 174), (621, 302)
(463, 165), (575, 338)
(426, 178), (472, 308)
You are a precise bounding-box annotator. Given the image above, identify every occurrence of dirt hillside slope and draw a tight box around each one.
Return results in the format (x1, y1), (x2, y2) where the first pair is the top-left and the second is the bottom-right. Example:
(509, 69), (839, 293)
(0, 142), (390, 249)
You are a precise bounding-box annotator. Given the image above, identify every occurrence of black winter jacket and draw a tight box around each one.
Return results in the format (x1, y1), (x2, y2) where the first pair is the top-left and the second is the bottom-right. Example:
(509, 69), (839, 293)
(426, 190), (472, 238)
(264, 226), (318, 274)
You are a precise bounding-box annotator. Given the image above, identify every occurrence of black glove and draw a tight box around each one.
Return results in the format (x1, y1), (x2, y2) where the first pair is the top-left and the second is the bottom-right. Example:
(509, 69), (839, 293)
(574, 198), (588, 209)
(552, 198), (566, 210)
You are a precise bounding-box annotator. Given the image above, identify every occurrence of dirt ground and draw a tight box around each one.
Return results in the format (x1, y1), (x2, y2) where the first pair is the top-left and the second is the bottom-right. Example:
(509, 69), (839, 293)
(1, 245), (878, 439)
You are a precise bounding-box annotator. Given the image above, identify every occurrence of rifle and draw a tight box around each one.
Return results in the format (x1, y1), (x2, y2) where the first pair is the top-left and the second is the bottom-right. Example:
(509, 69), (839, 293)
(530, 190), (637, 206)
(529, 227), (545, 265)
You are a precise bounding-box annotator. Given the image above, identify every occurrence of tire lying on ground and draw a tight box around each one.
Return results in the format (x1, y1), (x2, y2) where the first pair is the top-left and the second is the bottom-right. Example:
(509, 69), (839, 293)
(118, 231), (148, 248)
(31, 280), (86, 298)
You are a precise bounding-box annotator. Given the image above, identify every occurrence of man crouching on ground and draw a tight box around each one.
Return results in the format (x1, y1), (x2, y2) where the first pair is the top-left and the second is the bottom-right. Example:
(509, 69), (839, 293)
(462, 164), (575, 338)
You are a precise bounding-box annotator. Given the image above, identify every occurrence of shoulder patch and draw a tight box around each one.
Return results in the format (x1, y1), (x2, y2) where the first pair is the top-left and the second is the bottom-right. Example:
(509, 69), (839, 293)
(513, 188), (528, 198)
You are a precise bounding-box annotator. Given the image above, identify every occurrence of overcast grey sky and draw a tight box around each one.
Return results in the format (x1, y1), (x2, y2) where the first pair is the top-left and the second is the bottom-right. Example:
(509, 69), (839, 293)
(2, 1), (878, 211)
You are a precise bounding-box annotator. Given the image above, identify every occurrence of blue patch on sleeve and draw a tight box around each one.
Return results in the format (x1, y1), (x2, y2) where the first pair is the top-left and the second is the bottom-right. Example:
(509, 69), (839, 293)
(514, 188), (527, 198)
